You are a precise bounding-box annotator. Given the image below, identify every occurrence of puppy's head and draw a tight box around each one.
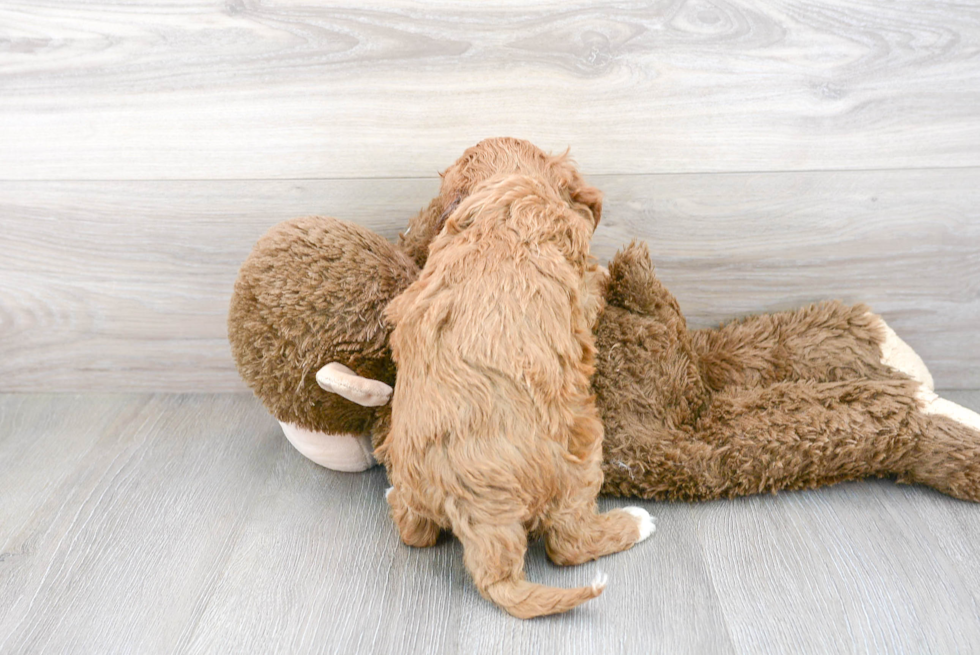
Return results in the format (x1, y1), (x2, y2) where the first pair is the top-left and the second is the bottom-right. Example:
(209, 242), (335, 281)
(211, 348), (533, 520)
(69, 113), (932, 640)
(432, 173), (598, 272)
(398, 138), (602, 267)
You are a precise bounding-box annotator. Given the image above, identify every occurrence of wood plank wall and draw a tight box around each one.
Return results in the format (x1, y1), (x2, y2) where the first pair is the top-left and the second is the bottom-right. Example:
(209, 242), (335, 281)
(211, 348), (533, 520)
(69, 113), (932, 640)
(1, 1), (978, 391)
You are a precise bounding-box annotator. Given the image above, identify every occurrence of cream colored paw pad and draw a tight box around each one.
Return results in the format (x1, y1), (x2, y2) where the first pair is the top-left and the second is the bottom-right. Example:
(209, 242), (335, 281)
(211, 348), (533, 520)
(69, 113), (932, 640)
(916, 388), (980, 432)
(874, 313), (934, 390)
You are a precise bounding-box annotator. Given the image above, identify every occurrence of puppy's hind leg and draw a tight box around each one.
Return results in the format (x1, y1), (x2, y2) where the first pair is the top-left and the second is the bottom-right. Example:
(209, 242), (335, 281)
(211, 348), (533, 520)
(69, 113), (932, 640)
(545, 499), (654, 567)
(444, 499), (604, 619)
(386, 486), (439, 547)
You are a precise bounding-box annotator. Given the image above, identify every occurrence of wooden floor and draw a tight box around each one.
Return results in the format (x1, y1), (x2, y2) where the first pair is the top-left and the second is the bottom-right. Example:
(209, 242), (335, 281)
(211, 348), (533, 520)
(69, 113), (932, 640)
(2, 391), (980, 654)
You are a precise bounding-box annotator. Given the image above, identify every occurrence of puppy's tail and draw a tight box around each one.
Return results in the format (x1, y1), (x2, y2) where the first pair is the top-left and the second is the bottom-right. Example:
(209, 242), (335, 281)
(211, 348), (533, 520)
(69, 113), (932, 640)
(445, 498), (606, 619)
(482, 572), (607, 619)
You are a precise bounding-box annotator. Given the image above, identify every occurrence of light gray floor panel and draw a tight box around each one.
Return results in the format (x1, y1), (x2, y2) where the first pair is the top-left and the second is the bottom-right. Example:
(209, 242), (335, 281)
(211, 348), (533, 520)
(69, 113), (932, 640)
(2, 392), (979, 653)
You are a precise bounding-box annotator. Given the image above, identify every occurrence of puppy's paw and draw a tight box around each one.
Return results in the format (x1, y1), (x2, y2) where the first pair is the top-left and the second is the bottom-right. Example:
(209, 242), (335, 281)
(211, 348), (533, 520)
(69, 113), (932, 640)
(622, 506), (655, 543)
(591, 571), (609, 594)
(385, 486), (394, 499)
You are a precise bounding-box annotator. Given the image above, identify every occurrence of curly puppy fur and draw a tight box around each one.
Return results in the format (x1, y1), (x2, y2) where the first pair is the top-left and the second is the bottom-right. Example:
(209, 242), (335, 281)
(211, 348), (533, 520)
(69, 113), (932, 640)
(398, 137), (603, 270)
(379, 173), (645, 619)
(390, 142), (980, 503)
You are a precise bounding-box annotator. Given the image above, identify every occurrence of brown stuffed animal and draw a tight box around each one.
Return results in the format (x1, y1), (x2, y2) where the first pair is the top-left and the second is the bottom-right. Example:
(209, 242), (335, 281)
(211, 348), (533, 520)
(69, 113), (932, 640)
(229, 138), (980, 502)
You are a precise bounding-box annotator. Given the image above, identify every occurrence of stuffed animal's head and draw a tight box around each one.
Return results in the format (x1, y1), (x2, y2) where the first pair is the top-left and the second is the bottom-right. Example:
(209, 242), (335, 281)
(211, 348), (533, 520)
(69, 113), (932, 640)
(228, 215), (418, 454)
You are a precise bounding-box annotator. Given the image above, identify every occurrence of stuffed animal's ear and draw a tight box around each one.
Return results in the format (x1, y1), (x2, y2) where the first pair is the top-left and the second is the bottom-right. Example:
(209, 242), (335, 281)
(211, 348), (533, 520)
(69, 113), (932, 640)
(315, 362), (393, 407)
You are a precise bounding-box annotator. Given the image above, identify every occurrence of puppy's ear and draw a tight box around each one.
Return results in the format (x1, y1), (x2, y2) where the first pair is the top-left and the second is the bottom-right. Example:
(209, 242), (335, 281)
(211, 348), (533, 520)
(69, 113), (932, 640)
(552, 152), (603, 229)
(570, 181), (603, 229)
(435, 193), (462, 234)
(442, 191), (485, 235)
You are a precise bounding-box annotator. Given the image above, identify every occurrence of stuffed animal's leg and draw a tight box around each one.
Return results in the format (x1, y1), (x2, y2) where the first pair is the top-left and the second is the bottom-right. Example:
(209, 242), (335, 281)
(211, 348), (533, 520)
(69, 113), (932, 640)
(601, 378), (928, 501)
(601, 242), (929, 389)
(901, 390), (980, 502)
(690, 301), (932, 391)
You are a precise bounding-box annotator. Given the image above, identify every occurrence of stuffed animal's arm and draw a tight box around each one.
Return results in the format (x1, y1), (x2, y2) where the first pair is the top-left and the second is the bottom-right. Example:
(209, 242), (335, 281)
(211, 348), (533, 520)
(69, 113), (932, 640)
(603, 240), (686, 321)
(316, 362), (393, 407)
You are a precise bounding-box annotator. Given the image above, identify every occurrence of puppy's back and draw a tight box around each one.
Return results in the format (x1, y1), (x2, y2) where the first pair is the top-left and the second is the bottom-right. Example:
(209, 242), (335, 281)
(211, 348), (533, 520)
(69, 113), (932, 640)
(381, 174), (609, 619)
(384, 174), (600, 469)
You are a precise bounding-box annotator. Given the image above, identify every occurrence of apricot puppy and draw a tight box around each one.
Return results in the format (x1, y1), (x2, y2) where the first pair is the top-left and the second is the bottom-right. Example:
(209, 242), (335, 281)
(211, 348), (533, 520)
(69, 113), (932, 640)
(380, 172), (653, 619)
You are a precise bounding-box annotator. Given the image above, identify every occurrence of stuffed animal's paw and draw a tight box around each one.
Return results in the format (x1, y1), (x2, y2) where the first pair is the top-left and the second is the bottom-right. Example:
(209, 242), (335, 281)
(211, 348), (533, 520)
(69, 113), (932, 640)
(916, 388), (980, 432)
(873, 313), (934, 391)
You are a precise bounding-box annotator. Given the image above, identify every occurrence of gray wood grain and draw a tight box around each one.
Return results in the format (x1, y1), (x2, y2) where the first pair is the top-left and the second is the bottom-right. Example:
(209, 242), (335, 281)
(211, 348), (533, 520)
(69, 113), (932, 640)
(2, 169), (977, 392)
(1, 1), (979, 179)
(0, 394), (282, 654)
(1, 391), (980, 653)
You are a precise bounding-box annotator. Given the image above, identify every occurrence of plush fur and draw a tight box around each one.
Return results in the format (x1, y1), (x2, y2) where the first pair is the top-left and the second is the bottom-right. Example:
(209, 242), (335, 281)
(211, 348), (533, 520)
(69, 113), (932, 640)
(228, 216), (416, 437)
(228, 137), (980, 512)
(381, 173), (646, 618)
(594, 241), (980, 500)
